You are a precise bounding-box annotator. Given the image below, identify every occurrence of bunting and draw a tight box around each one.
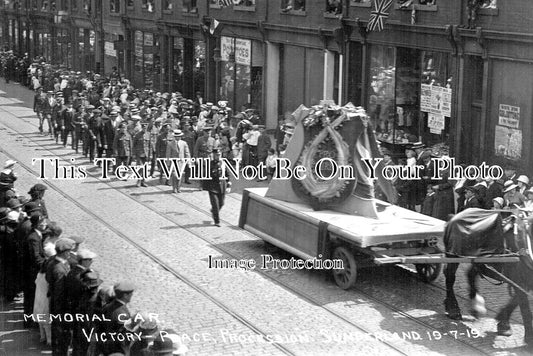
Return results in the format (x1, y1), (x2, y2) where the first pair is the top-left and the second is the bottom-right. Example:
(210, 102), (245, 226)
(367, 0), (394, 32)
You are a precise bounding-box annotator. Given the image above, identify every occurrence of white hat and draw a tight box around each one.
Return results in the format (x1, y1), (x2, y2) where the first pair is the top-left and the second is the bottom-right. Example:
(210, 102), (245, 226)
(4, 160), (16, 168)
(504, 183), (518, 194)
(492, 197), (504, 206)
(517, 175), (530, 185)
(474, 181), (488, 189)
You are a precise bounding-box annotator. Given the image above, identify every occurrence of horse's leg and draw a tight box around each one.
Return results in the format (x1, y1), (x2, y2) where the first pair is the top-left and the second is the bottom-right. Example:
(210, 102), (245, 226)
(496, 290), (518, 336)
(516, 289), (533, 345)
(468, 265), (486, 318)
(444, 263), (462, 320)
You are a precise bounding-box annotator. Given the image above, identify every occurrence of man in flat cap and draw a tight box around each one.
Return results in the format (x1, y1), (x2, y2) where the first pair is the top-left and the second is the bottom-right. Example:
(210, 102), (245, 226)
(65, 248), (97, 356)
(101, 281), (135, 355)
(28, 183), (49, 219)
(42, 90), (57, 136)
(202, 149), (230, 227)
(113, 123), (133, 170)
(76, 270), (103, 356)
(46, 237), (76, 356)
(33, 87), (46, 133)
(22, 214), (47, 327)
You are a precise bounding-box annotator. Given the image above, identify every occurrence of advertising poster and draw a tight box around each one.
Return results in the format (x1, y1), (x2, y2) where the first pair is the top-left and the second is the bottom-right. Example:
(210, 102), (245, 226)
(494, 124), (522, 159)
(498, 104), (520, 128)
(420, 84), (452, 117)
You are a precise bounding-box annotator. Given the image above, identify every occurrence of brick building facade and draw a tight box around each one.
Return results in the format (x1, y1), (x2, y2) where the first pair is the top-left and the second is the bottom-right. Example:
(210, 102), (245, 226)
(1, 0), (532, 173)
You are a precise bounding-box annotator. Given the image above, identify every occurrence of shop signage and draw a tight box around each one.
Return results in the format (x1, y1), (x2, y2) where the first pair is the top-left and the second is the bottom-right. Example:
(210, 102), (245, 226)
(420, 84), (451, 117)
(134, 31), (143, 57)
(498, 104), (520, 129)
(144, 33), (153, 46)
(105, 41), (117, 57)
(221, 36), (234, 62)
(428, 113), (445, 134)
(235, 38), (251, 66)
(220, 37), (251, 66)
(495, 125), (522, 160)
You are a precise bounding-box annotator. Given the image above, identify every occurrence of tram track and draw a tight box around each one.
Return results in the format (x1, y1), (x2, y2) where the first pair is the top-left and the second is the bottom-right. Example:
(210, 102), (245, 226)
(0, 115), (411, 355)
(0, 107), (501, 355)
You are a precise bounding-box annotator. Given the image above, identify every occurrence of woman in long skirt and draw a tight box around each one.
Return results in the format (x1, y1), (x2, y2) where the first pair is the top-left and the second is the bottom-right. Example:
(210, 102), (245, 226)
(33, 221), (62, 345)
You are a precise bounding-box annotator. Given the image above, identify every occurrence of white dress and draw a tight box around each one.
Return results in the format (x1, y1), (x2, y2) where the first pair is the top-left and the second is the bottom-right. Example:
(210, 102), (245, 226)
(33, 240), (56, 317)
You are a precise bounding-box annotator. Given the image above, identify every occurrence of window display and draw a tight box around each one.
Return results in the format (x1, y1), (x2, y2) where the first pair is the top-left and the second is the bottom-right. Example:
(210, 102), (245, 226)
(368, 45), (452, 155)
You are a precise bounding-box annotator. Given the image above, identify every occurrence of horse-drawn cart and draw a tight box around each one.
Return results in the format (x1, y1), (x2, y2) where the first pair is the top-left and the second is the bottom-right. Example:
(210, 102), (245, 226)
(240, 187), (456, 289)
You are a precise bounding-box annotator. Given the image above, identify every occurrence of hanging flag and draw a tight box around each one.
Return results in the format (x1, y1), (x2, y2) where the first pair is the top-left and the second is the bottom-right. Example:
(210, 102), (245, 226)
(210, 18), (224, 36)
(218, 0), (233, 7)
(367, 0), (394, 32)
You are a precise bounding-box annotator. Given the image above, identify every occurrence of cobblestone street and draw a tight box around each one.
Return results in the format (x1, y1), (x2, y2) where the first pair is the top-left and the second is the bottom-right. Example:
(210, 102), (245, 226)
(0, 82), (532, 355)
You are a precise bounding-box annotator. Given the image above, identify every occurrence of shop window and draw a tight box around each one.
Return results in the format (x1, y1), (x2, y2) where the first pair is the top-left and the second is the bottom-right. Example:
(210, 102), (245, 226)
(171, 38), (184, 93)
(110, 0), (120, 13)
(369, 45), (452, 153)
(182, 0), (197, 13)
(281, 0), (305, 12)
(142, 0), (154, 12)
(325, 0), (342, 15)
(163, 0), (172, 11)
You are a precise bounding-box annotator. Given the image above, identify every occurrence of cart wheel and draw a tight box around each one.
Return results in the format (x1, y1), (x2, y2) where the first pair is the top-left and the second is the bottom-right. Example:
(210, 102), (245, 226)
(415, 263), (442, 283)
(332, 246), (357, 290)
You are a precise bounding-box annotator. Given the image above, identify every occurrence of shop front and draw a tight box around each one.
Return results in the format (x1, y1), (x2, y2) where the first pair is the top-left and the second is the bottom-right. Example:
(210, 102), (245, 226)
(364, 45), (453, 159)
(73, 28), (95, 73)
(168, 36), (206, 97)
(55, 27), (72, 67)
(218, 36), (263, 114)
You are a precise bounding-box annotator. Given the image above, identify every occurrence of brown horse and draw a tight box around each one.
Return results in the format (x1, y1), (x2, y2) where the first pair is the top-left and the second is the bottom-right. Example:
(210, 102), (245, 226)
(443, 208), (533, 345)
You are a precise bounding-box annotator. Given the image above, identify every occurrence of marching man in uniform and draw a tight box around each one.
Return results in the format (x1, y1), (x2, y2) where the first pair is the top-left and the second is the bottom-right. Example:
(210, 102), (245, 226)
(202, 148), (230, 227)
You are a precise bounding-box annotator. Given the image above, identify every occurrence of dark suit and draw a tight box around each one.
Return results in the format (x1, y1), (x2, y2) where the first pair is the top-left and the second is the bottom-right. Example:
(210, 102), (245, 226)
(22, 230), (45, 321)
(46, 256), (71, 356)
(484, 181), (503, 209)
(458, 196), (482, 212)
(65, 265), (90, 356)
(98, 118), (115, 161)
(101, 299), (131, 355)
(61, 107), (75, 146)
(202, 158), (228, 224)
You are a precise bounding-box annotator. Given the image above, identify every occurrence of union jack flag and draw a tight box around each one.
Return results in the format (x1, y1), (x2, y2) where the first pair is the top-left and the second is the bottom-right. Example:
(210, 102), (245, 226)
(367, 0), (394, 32)
(218, 0), (233, 7)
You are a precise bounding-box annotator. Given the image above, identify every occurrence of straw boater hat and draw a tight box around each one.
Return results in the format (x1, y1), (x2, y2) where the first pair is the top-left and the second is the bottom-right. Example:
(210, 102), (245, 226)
(173, 129), (183, 137)
(504, 183), (518, 194)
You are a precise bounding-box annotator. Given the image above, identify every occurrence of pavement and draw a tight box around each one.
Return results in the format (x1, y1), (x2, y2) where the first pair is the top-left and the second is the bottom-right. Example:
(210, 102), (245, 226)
(0, 80), (531, 356)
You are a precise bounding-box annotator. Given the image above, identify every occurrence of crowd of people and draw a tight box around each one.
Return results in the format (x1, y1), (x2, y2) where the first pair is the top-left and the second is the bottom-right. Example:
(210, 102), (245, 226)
(1, 50), (277, 191)
(380, 142), (533, 221)
(0, 160), (189, 355)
